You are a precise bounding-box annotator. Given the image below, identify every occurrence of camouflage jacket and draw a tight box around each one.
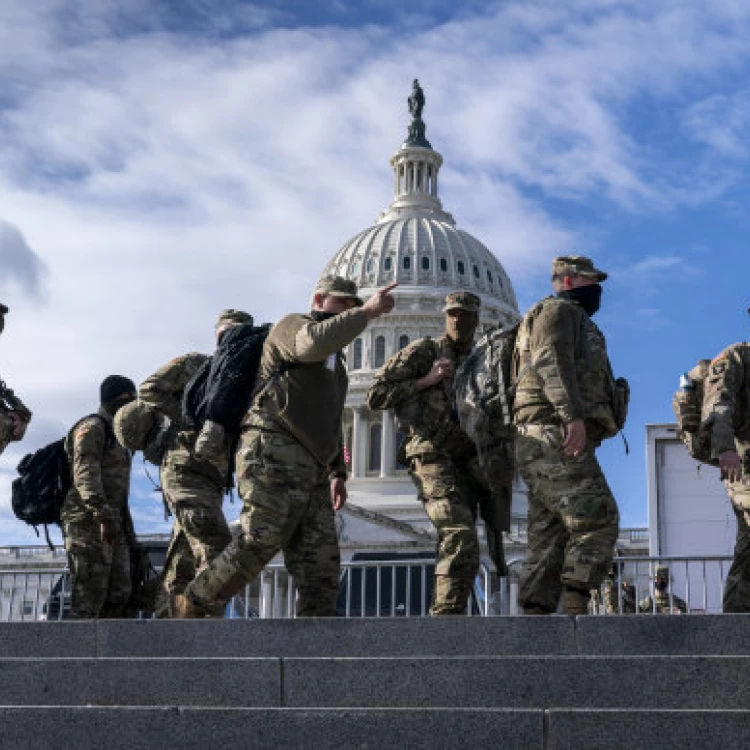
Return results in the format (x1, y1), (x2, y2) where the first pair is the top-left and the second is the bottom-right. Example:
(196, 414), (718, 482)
(0, 381), (32, 456)
(603, 579), (636, 614)
(138, 352), (227, 477)
(514, 296), (617, 442)
(366, 335), (476, 461)
(702, 343), (750, 459)
(638, 592), (688, 614)
(61, 408), (132, 524)
(251, 308), (369, 472)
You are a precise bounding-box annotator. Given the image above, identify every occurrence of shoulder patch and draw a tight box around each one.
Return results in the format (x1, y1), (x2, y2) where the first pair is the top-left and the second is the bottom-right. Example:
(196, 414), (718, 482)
(75, 417), (102, 439)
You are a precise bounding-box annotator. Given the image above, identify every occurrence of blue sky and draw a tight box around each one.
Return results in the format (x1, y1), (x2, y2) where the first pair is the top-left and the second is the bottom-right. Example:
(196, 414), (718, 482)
(2, 0), (750, 544)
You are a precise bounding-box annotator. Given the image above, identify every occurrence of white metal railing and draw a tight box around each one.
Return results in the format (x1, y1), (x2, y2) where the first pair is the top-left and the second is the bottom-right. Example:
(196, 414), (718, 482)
(228, 558), (494, 619)
(0, 558), (493, 621)
(591, 555), (734, 615)
(0, 567), (69, 622)
(0, 554), (736, 621)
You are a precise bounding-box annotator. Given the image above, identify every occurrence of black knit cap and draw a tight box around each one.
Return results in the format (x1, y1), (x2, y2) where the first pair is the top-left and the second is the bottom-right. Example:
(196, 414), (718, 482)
(100, 375), (136, 403)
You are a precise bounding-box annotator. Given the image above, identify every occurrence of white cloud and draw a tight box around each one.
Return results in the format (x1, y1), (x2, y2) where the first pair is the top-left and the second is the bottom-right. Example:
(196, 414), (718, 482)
(629, 256), (682, 275)
(684, 89), (750, 159)
(2, 0), (750, 540)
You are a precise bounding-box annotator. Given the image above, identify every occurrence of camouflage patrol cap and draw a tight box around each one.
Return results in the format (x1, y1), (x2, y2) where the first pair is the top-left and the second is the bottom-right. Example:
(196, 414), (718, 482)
(113, 399), (160, 452)
(215, 309), (253, 332)
(655, 565), (670, 580)
(443, 291), (481, 313)
(314, 275), (363, 307)
(552, 255), (608, 282)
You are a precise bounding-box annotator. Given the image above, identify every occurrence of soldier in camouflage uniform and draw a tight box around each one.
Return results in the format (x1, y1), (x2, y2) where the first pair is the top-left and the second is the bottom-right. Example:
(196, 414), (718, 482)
(367, 291), (509, 615)
(514, 256), (622, 616)
(61, 375), (136, 619)
(139, 309), (252, 617)
(638, 565), (687, 614)
(702, 337), (750, 612)
(174, 277), (397, 618)
(603, 576), (637, 614)
(0, 303), (32, 455)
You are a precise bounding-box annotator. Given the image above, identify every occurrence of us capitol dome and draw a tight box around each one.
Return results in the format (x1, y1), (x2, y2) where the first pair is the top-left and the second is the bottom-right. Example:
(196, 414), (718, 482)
(318, 81), (527, 560)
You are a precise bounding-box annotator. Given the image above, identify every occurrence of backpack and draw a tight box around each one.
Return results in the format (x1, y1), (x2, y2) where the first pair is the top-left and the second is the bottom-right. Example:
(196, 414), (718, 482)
(11, 414), (110, 546)
(181, 323), (271, 432)
(672, 359), (716, 465)
(453, 322), (520, 459)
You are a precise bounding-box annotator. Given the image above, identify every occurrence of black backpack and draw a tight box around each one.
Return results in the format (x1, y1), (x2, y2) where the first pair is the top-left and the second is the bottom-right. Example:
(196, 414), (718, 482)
(11, 414), (109, 546)
(181, 323), (271, 432)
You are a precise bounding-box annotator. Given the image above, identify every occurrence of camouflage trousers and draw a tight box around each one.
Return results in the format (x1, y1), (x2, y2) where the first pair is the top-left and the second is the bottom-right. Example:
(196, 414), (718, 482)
(185, 428), (340, 617)
(63, 517), (131, 619)
(516, 426), (619, 614)
(409, 453), (489, 615)
(154, 456), (230, 618)
(722, 480), (750, 613)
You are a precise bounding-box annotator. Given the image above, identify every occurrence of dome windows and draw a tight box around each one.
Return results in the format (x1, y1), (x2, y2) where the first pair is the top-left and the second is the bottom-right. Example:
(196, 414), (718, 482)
(366, 258), (374, 273)
(399, 334), (409, 350)
(473, 265), (480, 279)
(457, 260), (465, 275)
(403, 256), (411, 270)
(352, 338), (363, 370)
(439, 258), (448, 273)
(421, 256), (430, 271)
(487, 269), (493, 284)
(384, 257), (392, 271)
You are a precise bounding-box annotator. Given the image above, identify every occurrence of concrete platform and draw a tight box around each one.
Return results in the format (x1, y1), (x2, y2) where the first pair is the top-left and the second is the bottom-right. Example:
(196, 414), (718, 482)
(0, 707), (543, 750)
(2, 707), (748, 749)
(94, 616), (576, 658)
(576, 613), (750, 655)
(0, 658), (280, 707)
(2, 654), (749, 709)
(282, 655), (750, 709)
(547, 709), (750, 750)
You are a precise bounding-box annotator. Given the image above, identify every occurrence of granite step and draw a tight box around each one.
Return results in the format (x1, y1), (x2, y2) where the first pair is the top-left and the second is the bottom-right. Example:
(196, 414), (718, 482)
(1, 655), (749, 709)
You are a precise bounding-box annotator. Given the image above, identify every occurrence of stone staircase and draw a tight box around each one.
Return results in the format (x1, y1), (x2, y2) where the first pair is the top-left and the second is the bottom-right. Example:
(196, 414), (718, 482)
(1, 616), (750, 748)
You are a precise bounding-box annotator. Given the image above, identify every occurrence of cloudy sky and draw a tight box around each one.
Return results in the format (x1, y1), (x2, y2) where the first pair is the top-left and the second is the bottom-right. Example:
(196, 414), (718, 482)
(2, 0), (750, 545)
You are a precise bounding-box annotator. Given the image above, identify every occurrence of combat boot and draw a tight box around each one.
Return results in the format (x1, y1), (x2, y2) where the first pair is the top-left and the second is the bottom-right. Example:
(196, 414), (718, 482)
(561, 586), (591, 615)
(171, 593), (210, 619)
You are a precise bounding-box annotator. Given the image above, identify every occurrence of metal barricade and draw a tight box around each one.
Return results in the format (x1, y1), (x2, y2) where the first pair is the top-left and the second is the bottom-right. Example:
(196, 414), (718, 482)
(591, 555), (734, 615)
(1, 554), (735, 620)
(0, 567), (69, 622)
(227, 558), (497, 619)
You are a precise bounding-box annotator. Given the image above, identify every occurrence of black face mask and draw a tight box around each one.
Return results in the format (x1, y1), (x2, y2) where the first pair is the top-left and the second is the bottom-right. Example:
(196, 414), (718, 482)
(310, 310), (338, 322)
(558, 284), (602, 317)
